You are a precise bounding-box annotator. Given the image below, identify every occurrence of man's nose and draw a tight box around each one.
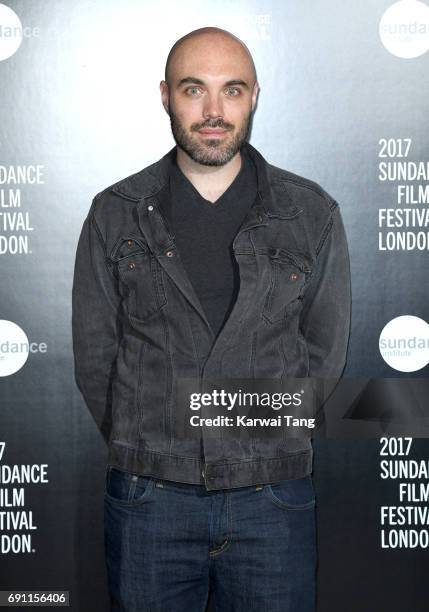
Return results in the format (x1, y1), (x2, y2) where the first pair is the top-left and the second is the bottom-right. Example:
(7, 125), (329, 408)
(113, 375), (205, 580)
(202, 93), (224, 119)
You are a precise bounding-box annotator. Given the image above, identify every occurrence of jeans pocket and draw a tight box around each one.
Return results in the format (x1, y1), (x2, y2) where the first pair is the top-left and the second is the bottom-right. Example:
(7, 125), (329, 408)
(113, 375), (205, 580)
(104, 466), (154, 506)
(265, 474), (316, 510)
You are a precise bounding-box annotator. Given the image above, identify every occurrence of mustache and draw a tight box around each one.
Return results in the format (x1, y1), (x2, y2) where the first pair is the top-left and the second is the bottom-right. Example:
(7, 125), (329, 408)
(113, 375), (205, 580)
(191, 119), (234, 131)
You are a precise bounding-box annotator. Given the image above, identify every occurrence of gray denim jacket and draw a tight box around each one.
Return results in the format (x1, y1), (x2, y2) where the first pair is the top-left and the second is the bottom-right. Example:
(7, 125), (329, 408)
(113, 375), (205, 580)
(71, 142), (351, 490)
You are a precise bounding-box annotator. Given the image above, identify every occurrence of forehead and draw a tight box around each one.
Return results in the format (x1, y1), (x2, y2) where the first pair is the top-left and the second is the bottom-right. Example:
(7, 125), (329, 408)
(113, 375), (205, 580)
(169, 35), (254, 84)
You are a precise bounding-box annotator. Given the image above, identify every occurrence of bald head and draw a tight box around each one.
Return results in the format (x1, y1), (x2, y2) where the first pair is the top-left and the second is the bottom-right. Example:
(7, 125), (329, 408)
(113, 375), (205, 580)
(160, 27), (259, 167)
(164, 27), (257, 88)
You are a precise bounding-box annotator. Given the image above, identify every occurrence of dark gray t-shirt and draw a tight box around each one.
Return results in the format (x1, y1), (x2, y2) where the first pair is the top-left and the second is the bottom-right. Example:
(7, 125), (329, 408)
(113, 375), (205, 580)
(164, 146), (258, 338)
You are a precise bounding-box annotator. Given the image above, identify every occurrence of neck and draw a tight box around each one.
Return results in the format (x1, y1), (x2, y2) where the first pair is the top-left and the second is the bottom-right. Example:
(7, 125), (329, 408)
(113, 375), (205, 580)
(175, 147), (242, 203)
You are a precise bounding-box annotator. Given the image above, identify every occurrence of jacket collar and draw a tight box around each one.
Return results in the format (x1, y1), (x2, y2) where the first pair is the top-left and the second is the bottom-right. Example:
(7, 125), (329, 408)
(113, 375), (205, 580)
(111, 142), (302, 219)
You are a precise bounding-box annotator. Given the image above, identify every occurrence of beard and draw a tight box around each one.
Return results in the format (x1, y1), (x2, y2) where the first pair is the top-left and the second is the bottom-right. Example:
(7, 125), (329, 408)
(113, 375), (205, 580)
(169, 107), (252, 167)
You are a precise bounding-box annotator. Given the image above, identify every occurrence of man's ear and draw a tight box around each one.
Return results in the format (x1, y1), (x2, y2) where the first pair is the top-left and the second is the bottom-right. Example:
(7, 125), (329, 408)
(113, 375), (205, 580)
(159, 80), (170, 115)
(251, 81), (260, 112)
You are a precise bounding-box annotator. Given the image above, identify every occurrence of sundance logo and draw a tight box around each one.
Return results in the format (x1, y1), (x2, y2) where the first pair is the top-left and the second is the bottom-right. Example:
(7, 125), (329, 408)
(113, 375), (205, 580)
(0, 320), (47, 377)
(379, 315), (429, 372)
(379, 0), (429, 58)
(0, 3), (39, 61)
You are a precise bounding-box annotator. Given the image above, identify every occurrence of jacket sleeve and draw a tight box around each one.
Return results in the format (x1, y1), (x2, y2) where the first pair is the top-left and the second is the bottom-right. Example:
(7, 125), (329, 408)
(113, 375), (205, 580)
(71, 197), (122, 444)
(299, 202), (351, 380)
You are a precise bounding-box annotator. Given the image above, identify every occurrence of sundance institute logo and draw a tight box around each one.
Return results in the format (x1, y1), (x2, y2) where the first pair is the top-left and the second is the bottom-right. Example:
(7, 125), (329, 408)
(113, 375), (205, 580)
(0, 3), (39, 61)
(379, 315), (429, 372)
(379, 0), (429, 58)
(0, 320), (47, 376)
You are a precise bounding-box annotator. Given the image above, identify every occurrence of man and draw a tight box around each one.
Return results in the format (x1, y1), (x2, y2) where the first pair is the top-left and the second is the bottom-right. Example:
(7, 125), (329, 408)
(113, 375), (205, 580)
(72, 26), (351, 612)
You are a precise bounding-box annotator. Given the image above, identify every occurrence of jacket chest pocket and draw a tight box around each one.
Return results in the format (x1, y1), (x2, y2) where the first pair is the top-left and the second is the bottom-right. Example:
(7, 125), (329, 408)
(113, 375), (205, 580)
(110, 237), (167, 322)
(262, 249), (310, 325)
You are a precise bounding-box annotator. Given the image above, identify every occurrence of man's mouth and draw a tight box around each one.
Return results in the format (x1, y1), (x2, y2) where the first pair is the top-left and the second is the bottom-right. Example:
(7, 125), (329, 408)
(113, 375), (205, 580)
(197, 128), (229, 137)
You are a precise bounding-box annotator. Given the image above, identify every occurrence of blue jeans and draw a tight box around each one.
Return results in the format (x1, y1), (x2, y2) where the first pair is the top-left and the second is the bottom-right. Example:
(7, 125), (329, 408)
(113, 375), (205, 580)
(104, 467), (317, 612)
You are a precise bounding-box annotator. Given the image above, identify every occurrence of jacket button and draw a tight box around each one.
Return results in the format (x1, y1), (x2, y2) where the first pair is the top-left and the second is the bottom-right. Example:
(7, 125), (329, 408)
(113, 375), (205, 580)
(128, 261), (136, 270)
(165, 250), (174, 257)
(127, 240), (133, 247)
(257, 214), (263, 222)
(289, 272), (299, 281)
(147, 205), (154, 211)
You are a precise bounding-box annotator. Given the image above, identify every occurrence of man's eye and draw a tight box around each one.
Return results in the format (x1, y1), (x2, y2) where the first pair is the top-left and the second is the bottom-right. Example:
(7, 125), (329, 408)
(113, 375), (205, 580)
(186, 87), (202, 96)
(225, 87), (240, 96)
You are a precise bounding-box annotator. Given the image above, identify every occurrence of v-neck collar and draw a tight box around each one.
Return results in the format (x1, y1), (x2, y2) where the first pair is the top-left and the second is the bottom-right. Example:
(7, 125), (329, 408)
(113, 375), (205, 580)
(170, 146), (250, 208)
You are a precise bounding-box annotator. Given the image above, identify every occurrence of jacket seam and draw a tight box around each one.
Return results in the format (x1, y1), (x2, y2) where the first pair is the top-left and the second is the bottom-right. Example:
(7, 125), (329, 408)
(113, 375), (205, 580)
(314, 205), (338, 258)
(94, 171), (152, 202)
(207, 450), (311, 468)
(111, 441), (310, 464)
(112, 440), (203, 461)
(88, 204), (123, 312)
(278, 176), (338, 212)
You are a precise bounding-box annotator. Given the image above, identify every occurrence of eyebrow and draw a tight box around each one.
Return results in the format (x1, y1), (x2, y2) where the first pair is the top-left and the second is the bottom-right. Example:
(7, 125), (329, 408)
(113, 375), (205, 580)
(177, 76), (250, 90)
